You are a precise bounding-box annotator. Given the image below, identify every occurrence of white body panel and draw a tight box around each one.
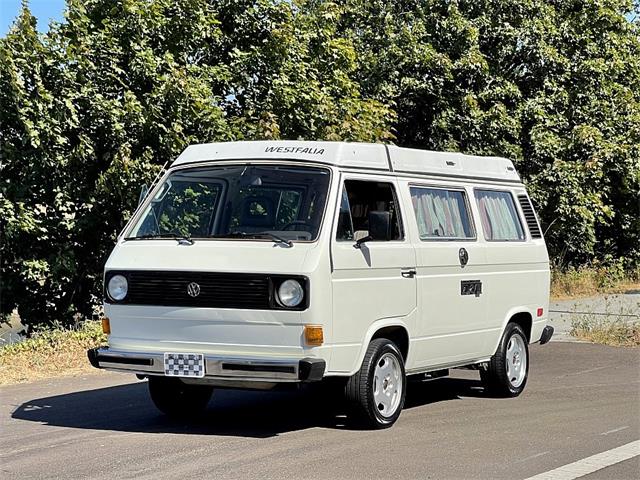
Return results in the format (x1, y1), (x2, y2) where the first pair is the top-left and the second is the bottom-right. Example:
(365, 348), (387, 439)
(330, 174), (417, 373)
(173, 141), (390, 170)
(103, 141), (550, 380)
(396, 178), (492, 369)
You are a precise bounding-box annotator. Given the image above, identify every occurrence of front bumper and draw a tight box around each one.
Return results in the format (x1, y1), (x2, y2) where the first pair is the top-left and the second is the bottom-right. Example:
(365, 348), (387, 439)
(87, 347), (325, 386)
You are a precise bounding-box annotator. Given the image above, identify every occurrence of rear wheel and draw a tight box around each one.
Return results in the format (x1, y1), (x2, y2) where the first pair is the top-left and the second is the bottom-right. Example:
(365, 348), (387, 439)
(481, 323), (529, 397)
(346, 339), (406, 429)
(148, 376), (213, 417)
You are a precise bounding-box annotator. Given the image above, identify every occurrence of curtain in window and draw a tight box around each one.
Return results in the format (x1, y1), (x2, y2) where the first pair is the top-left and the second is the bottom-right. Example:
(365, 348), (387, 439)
(410, 188), (472, 238)
(475, 190), (524, 241)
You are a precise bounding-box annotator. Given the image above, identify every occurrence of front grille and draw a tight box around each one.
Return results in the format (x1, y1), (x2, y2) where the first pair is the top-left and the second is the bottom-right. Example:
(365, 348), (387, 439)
(105, 271), (300, 310)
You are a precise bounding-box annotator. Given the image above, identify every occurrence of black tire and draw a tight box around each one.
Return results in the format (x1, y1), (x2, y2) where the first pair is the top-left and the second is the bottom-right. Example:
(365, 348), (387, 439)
(148, 376), (213, 417)
(345, 338), (406, 429)
(481, 323), (529, 397)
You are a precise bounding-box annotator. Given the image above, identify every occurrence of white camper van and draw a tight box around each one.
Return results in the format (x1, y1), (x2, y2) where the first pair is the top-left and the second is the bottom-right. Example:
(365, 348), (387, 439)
(88, 141), (554, 428)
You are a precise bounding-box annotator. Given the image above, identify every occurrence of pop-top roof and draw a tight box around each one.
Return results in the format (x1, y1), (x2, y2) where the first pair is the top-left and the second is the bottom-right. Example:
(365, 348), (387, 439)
(172, 141), (521, 183)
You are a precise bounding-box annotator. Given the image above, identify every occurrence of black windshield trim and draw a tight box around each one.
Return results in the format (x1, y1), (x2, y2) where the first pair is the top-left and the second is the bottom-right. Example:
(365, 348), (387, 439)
(123, 237), (317, 243)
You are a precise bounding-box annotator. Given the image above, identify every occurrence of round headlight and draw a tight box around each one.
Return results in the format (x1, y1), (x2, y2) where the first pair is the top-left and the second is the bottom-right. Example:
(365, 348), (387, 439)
(107, 275), (128, 301)
(277, 279), (304, 308)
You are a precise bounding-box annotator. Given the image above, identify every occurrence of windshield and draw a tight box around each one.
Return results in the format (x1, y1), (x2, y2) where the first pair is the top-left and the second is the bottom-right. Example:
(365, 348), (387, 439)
(127, 165), (331, 242)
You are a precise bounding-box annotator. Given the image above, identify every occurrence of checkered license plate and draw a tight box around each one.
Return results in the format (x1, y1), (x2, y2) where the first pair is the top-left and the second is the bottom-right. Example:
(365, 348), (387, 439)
(163, 353), (205, 378)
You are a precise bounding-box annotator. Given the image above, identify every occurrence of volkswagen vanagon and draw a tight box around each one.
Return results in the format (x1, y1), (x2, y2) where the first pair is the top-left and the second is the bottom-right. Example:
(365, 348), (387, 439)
(88, 141), (554, 428)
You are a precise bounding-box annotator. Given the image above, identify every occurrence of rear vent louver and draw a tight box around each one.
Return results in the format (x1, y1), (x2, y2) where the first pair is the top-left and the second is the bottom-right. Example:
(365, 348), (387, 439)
(517, 195), (542, 239)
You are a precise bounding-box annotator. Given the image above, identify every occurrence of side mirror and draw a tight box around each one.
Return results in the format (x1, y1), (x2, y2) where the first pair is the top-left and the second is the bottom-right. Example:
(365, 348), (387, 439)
(355, 211), (391, 248)
(138, 184), (149, 205)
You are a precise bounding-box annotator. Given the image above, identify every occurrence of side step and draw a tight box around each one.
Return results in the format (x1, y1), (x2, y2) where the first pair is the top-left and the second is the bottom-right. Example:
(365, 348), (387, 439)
(409, 369), (449, 382)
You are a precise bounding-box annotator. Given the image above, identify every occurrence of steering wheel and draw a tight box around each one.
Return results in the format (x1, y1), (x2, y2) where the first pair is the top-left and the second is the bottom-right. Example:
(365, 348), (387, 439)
(281, 220), (311, 231)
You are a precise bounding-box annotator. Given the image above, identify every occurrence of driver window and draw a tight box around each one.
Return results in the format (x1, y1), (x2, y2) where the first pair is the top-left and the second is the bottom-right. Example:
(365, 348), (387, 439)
(336, 187), (354, 241)
(336, 180), (403, 241)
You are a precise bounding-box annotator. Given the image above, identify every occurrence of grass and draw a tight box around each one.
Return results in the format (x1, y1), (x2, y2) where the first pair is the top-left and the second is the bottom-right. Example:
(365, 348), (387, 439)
(551, 266), (640, 300)
(571, 319), (640, 346)
(0, 321), (107, 386)
(569, 296), (640, 347)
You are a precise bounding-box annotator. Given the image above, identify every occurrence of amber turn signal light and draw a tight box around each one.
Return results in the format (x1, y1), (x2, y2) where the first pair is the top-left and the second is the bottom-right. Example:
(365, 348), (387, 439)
(101, 317), (111, 335)
(304, 325), (323, 346)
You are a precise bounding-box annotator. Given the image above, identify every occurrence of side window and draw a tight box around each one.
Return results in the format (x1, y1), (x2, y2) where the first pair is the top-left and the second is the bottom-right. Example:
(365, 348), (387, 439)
(410, 187), (474, 239)
(336, 187), (354, 241)
(474, 190), (525, 241)
(336, 180), (403, 241)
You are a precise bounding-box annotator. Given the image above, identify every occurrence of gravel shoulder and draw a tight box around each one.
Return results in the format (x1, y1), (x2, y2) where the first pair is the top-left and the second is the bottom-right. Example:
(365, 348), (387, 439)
(549, 292), (640, 342)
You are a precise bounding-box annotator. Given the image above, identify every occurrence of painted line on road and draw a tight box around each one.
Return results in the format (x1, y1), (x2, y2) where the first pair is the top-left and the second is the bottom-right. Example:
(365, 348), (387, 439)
(557, 366), (610, 378)
(523, 440), (640, 480)
(600, 426), (629, 436)
(517, 451), (551, 463)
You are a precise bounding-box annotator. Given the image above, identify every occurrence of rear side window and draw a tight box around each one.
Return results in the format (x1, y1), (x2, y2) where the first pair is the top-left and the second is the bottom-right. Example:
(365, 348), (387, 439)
(410, 187), (474, 239)
(336, 180), (403, 241)
(474, 190), (525, 241)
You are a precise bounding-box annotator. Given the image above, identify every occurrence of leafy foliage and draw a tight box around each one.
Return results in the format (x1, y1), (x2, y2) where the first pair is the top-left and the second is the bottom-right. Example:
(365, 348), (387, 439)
(0, 0), (392, 328)
(338, 0), (640, 265)
(1, 0), (638, 328)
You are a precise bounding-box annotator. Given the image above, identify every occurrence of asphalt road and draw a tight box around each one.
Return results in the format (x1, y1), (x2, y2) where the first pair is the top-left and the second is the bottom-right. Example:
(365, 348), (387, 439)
(1, 342), (639, 480)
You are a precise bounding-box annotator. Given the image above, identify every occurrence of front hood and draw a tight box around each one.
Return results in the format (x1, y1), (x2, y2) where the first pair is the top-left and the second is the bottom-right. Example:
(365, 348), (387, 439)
(105, 239), (319, 274)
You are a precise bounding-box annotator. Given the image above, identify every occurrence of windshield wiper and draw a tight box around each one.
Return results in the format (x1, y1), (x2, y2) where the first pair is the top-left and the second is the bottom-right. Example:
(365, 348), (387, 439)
(208, 232), (292, 247)
(256, 232), (293, 247)
(124, 233), (194, 245)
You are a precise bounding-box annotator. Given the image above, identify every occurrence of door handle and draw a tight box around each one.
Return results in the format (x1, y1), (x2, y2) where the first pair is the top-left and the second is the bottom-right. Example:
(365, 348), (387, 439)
(459, 248), (469, 267)
(401, 268), (416, 278)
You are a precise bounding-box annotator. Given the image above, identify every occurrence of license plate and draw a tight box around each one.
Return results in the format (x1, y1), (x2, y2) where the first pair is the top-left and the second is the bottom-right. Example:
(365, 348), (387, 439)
(163, 353), (205, 378)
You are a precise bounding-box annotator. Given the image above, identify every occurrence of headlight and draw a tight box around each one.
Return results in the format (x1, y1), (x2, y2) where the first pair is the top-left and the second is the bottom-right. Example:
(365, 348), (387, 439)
(107, 275), (128, 301)
(277, 279), (304, 308)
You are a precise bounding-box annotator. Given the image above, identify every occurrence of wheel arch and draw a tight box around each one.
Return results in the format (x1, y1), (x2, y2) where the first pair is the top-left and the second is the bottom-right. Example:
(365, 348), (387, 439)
(349, 318), (410, 376)
(489, 308), (534, 356)
(371, 326), (409, 362)
(509, 311), (533, 342)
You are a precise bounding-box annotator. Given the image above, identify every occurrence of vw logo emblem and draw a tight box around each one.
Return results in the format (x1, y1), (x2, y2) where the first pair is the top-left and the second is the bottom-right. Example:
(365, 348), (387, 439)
(187, 282), (201, 297)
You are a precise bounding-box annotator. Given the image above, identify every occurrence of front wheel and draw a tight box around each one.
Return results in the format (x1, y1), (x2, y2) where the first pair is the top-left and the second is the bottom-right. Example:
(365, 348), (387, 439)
(148, 376), (213, 417)
(345, 339), (406, 429)
(481, 323), (529, 397)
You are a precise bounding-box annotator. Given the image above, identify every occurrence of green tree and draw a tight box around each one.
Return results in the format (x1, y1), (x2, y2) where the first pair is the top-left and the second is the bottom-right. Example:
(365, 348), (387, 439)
(1, 0), (638, 329)
(0, 0), (393, 328)
(339, 0), (640, 265)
